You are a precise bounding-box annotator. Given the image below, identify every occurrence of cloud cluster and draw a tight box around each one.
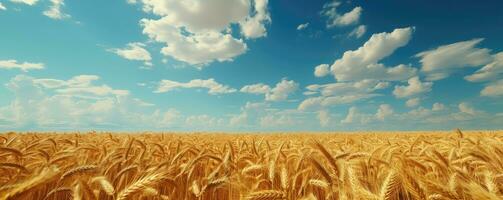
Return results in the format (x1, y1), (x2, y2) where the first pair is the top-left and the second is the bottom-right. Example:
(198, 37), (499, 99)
(393, 76), (433, 98)
(328, 27), (416, 81)
(465, 52), (503, 82)
(241, 79), (298, 101)
(230, 102), (304, 129)
(349, 25), (366, 38)
(340, 104), (394, 124)
(155, 78), (236, 95)
(43, 0), (70, 19)
(321, 1), (362, 28)
(0, 75), (178, 129)
(137, 0), (270, 66)
(299, 79), (388, 110)
(0, 59), (45, 72)
(8, 0), (69, 20)
(9, 0), (38, 6)
(417, 39), (492, 81)
(297, 23), (309, 31)
(109, 42), (152, 67)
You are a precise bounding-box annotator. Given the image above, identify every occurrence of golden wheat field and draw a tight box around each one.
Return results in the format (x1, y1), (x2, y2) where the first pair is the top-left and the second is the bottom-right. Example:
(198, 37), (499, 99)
(0, 130), (502, 200)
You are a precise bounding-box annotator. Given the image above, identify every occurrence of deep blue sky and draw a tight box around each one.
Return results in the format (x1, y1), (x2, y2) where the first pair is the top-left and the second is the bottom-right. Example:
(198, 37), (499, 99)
(1, 0), (502, 131)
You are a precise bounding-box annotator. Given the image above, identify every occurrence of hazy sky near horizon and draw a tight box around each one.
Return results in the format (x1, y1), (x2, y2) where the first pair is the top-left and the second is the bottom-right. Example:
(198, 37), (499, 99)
(1, 0), (503, 131)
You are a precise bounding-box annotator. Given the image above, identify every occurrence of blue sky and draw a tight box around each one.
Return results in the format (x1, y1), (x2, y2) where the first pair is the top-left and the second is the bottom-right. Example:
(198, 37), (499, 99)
(1, 0), (503, 131)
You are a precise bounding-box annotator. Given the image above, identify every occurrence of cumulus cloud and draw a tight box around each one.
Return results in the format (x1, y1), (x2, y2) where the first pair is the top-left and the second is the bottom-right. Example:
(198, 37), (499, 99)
(314, 64), (330, 77)
(109, 42), (152, 66)
(0, 3), (6, 10)
(43, 0), (70, 19)
(406, 97), (420, 107)
(465, 52), (503, 82)
(321, 1), (362, 28)
(10, 0), (38, 6)
(240, 83), (270, 94)
(137, 0), (270, 66)
(480, 79), (503, 97)
(297, 22), (309, 30)
(260, 112), (295, 127)
(306, 79), (388, 97)
(341, 106), (377, 124)
(416, 38), (492, 81)
(393, 76), (433, 98)
(329, 27), (416, 81)
(375, 104), (393, 121)
(0, 75), (183, 129)
(349, 25), (366, 38)
(241, 79), (298, 101)
(155, 78), (236, 95)
(0, 59), (45, 72)
(29, 75), (129, 96)
(317, 110), (330, 127)
(298, 79), (388, 111)
(458, 102), (478, 115)
(239, 0), (271, 39)
(141, 18), (247, 66)
(229, 102), (305, 129)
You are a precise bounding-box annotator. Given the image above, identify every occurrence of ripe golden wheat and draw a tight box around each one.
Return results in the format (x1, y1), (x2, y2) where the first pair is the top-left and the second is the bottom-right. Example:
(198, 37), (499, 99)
(0, 130), (502, 200)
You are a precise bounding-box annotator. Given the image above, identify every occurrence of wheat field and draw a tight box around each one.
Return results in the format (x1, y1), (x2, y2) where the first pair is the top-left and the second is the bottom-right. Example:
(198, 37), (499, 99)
(0, 130), (502, 200)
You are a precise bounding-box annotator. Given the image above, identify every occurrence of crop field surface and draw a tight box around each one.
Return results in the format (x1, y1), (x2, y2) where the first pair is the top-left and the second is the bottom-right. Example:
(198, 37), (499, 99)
(0, 131), (502, 200)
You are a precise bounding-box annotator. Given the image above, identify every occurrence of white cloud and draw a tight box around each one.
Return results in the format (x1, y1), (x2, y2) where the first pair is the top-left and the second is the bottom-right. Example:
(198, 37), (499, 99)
(306, 79), (388, 97)
(0, 59), (45, 72)
(416, 38), (492, 80)
(321, 1), (362, 28)
(375, 104), (393, 121)
(393, 76), (432, 98)
(465, 52), (503, 82)
(10, 0), (38, 6)
(341, 107), (357, 124)
(141, 18), (247, 66)
(432, 102), (445, 111)
(333, 7), (362, 26)
(240, 83), (270, 94)
(229, 112), (247, 127)
(43, 0), (70, 20)
(109, 42), (152, 66)
(260, 113), (295, 127)
(317, 110), (330, 127)
(265, 79), (298, 101)
(329, 27), (416, 81)
(297, 22), (309, 30)
(341, 107), (374, 124)
(241, 79), (298, 101)
(406, 97), (420, 107)
(229, 101), (269, 127)
(299, 79), (387, 111)
(0, 75), (180, 129)
(458, 102), (480, 115)
(239, 0), (271, 39)
(314, 64), (330, 77)
(0, 3), (6, 10)
(155, 78), (236, 95)
(480, 79), (503, 97)
(137, 0), (270, 66)
(349, 25), (366, 38)
(29, 75), (130, 96)
(298, 94), (379, 111)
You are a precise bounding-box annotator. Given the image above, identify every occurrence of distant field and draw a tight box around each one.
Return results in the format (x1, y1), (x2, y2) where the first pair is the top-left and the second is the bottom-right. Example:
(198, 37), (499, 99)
(0, 131), (502, 200)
